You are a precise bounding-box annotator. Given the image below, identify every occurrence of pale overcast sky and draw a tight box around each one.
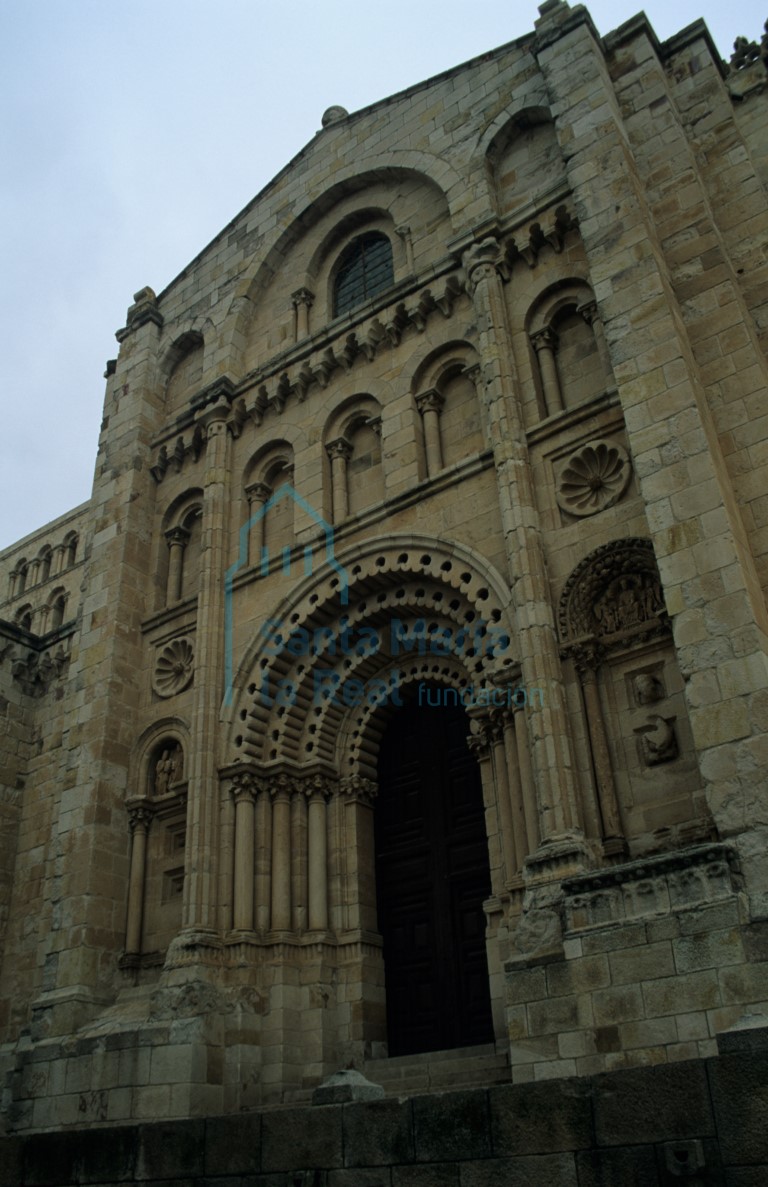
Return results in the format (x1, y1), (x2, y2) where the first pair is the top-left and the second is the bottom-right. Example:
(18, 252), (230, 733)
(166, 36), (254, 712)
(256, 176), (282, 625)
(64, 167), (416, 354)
(1, 0), (765, 550)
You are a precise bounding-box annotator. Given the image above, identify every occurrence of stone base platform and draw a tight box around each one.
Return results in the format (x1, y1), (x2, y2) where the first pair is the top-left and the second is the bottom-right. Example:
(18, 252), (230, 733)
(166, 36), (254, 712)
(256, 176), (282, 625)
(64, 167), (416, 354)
(3, 1033), (767, 1186)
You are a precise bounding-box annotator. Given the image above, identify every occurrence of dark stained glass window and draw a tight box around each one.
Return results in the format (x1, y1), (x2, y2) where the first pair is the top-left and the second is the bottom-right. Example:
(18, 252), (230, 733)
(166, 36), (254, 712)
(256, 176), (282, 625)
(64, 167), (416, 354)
(333, 233), (394, 316)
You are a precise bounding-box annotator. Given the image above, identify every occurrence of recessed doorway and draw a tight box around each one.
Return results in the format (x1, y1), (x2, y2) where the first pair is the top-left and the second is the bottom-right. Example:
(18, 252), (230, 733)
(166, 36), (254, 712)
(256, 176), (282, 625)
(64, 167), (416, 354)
(375, 689), (494, 1056)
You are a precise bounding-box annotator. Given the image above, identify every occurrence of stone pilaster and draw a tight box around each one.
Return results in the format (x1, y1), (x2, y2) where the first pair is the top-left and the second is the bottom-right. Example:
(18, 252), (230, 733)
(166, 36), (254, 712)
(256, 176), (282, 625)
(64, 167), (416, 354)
(463, 239), (582, 852)
(534, 1), (768, 886)
(180, 392), (233, 941)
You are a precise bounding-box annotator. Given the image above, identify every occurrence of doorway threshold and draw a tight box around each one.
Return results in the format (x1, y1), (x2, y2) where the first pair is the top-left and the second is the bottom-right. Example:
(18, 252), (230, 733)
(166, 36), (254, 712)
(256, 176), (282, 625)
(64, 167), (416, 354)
(363, 1042), (510, 1096)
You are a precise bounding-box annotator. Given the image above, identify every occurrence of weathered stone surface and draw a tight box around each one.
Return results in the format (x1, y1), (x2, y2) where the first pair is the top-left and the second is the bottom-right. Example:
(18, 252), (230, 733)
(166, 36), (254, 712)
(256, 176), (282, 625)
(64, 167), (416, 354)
(391, 1166), (458, 1187)
(412, 1090), (491, 1162)
(344, 1097), (415, 1167)
(708, 1052), (768, 1165)
(593, 1064), (714, 1147)
(136, 1120), (205, 1181)
(261, 1104), (344, 1172)
(459, 1154), (578, 1186)
(575, 1146), (660, 1187)
(204, 1112), (261, 1175)
(489, 1079), (591, 1155)
(23, 1128), (137, 1186)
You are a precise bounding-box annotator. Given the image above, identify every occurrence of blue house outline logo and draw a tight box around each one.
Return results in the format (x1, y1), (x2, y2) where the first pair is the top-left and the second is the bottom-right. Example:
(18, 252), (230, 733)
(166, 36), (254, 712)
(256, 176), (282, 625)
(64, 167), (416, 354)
(224, 483), (349, 706)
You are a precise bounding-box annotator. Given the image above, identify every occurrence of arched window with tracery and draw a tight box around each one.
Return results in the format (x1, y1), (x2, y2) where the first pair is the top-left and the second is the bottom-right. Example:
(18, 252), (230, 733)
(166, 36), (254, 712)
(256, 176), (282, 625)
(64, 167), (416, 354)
(333, 233), (394, 317)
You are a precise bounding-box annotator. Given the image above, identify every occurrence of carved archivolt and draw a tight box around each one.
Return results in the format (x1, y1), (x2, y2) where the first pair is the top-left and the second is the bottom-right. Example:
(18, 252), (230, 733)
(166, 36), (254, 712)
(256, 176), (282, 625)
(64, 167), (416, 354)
(558, 538), (667, 645)
(556, 440), (631, 517)
(153, 637), (195, 697)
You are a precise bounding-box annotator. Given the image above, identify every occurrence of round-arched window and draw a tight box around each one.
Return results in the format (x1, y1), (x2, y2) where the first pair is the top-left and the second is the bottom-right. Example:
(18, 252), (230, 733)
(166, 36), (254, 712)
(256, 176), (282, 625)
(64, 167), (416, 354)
(333, 233), (394, 317)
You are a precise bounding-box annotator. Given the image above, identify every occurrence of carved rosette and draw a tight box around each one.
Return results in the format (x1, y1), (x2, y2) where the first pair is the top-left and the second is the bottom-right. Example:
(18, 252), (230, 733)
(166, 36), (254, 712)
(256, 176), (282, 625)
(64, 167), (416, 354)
(556, 440), (631, 517)
(153, 637), (195, 697)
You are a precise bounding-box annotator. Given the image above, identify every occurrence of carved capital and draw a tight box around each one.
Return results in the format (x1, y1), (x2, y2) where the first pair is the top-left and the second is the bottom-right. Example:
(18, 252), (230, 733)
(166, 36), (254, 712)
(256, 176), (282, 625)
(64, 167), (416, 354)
(415, 389), (445, 417)
(530, 326), (558, 353)
(326, 437), (353, 463)
(269, 773), (297, 802)
(462, 363), (482, 391)
(577, 299), (599, 326)
(291, 287), (315, 310)
(301, 773), (335, 801)
(462, 238), (504, 295)
(230, 772), (259, 804)
(570, 641), (604, 679)
(164, 525), (190, 550)
(245, 481), (271, 506)
(466, 716), (494, 758)
(128, 804), (153, 832)
(338, 775), (377, 806)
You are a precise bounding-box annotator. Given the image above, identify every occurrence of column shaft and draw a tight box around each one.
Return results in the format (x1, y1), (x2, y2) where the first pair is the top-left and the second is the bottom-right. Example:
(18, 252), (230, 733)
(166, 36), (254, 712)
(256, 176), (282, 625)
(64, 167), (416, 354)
(514, 705), (540, 852)
(534, 339), (565, 417)
(232, 788), (256, 930)
(581, 671), (623, 840)
(271, 790), (292, 931)
(125, 812), (150, 954)
(503, 716), (529, 872)
(182, 399), (231, 933)
(307, 793), (328, 931)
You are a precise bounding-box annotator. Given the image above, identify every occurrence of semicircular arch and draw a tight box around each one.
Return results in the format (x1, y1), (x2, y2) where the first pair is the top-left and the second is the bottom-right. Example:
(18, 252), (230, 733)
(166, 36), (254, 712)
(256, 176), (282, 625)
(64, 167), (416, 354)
(226, 535), (516, 768)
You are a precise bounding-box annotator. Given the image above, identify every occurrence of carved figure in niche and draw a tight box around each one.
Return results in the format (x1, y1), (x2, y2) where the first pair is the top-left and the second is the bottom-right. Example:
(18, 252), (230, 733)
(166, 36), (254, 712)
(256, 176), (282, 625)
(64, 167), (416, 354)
(633, 673), (664, 706)
(593, 573), (665, 637)
(636, 715), (678, 766)
(641, 577), (664, 620)
(153, 744), (183, 795)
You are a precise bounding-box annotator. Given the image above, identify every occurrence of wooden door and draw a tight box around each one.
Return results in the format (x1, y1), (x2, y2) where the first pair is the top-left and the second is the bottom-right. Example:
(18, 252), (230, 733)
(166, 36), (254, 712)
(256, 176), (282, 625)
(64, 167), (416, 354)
(375, 691), (494, 1056)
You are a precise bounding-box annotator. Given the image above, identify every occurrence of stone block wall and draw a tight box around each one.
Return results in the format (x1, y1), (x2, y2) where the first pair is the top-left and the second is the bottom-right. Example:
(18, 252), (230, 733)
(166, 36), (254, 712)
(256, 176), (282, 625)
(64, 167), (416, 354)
(2, 1040), (768, 1185)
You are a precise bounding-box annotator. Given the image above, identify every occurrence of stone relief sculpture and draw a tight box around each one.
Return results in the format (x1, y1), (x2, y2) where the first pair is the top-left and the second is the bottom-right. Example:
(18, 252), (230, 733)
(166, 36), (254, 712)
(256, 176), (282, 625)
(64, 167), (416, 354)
(152, 637), (194, 697)
(558, 538), (668, 646)
(556, 439), (631, 517)
(635, 714), (678, 766)
(632, 672), (664, 706)
(152, 743), (184, 795)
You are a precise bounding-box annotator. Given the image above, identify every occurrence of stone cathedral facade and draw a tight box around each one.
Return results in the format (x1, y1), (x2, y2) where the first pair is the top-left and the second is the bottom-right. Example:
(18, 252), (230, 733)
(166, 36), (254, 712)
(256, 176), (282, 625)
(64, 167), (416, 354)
(0, 0), (767, 1139)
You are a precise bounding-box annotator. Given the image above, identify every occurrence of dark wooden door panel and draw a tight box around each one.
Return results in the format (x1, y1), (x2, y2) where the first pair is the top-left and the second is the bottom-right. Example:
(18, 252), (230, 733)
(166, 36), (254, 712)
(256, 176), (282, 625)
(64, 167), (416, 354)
(375, 691), (494, 1055)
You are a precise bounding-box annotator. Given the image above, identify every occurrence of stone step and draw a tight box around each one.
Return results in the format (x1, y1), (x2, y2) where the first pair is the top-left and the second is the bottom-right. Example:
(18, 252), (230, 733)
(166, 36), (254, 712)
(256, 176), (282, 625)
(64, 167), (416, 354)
(363, 1043), (510, 1096)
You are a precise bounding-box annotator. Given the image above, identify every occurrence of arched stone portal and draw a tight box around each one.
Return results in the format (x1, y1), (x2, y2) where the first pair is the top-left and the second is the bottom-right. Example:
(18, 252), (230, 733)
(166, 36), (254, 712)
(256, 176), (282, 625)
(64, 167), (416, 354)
(223, 537), (531, 1073)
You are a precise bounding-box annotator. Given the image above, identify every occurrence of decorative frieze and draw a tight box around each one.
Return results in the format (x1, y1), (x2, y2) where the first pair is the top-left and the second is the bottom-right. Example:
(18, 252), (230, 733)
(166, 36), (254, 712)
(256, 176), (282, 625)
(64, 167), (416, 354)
(562, 844), (738, 934)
